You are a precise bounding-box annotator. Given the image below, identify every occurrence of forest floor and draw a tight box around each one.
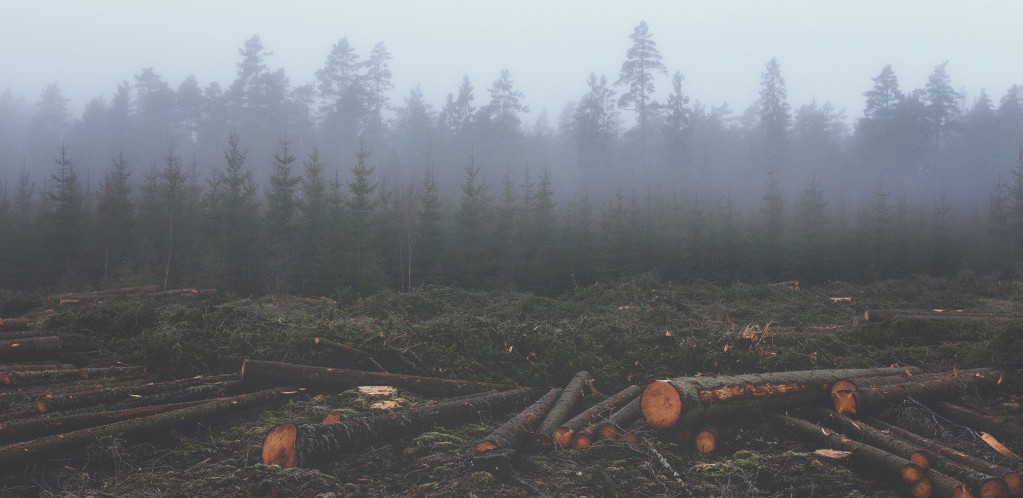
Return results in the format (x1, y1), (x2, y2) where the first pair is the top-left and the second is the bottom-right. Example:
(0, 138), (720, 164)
(0, 273), (1021, 497)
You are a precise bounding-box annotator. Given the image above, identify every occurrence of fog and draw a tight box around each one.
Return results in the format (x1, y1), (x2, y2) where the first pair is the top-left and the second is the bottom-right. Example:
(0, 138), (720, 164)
(2, 1), (1023, 293)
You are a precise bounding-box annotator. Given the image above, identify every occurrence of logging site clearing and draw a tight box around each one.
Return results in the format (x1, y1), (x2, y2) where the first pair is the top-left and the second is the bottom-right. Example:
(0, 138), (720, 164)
(0, 274), (1021, 497)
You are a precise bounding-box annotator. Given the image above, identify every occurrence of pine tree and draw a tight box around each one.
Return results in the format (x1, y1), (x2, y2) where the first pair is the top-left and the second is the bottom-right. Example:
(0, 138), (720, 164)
(758, 58), (791, 172)
(616, 21), (667, 170)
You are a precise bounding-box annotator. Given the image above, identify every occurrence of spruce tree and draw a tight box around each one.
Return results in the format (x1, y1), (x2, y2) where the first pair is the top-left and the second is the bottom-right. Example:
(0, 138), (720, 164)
(95, 151), (133, 283)
(263, 138), (300, 295)
(416, 165), (445, 285)
(46, 144), (85, 284)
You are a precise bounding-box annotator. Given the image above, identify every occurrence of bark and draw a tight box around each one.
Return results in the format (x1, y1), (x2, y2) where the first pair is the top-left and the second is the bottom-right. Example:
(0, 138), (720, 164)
(816, 407), (932, 470)
(0, 318), (33, 331)
(535, 371), (593, 445)
(0, 399), (207, 444)
(0, 363), (74, 373)
(0, 366), (145, 387)
(930, 401), (1023, 448)
(36, 374), (237, 413)
(867, 417), (1021, 496)
(241, 359), (507, 397)
(475, 387), (563, 452)
(262, 387), (535, 468)
(831, 369), (999, 414)
(864, 309), (999, 322)
(313, 337), (387, 372)
(0, 330), (44, 341)
(557, 385), (641, 448)
(596, 396), (643, 441)
(836, 369), (1002, 416)
(768, 412), (924, 484)
(642, 367), (921, 429)
(694, 424), (719, 453)
(0, 388), (294, 469)
(0, 336), (60, 358)
(911, 472), (977, 498)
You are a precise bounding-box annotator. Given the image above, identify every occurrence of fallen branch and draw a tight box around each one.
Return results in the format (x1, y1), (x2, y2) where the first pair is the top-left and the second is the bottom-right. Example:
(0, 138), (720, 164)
(0, 387), (295, 469)
(476, 387), (563, 452)
(535, 371), (592, 446)
(240, 359), (507, 397)
(559, 384), (641, 448)
(867, 417), (1021, 496)
(262, 387), (534, 468)
(642, 367), (922, 429)
(929, 401), (1023, 448)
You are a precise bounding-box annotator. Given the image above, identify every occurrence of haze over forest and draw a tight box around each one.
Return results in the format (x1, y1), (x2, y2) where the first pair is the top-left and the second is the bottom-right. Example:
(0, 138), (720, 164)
(2, 10), (1023, 295)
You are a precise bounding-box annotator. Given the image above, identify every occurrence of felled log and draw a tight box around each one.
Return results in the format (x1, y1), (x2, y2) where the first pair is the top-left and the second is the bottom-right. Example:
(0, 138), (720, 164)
(830, 369), (998, 414)
(912, 472), (978, 498)
(816, 407), (931, 470)
(0, 336), (60, 358)
(864, 309), (999, 322)
(558, 384), (641, 448)
(0, 366), (145, 387)
(694, 424), (719, 453)
(0, 318), (33, 332)
(833, 369), (1002, 416)
(768, 412), (924, 485)
(642, 367), (921, 429)
(146, 288), (219, 301)
(0, 399), (207, 444)
(313, 337), (387, 372)
(535, 371), (593, 445)
(36, 374), (237, 413)
(0, 363), (74, 373)
(0, 330), (44, 341)
(0, 387), (295, 469)
(930, 401), (1023, 448)
(262, 387), (534, 468)
(240, 359), (507, 397)
(596, 396), (643, 441)
(476, 387), (563, 452)
(53, 285), (161, 303)
(867, 417), (1021, 496)
(766, 325), (848, 340)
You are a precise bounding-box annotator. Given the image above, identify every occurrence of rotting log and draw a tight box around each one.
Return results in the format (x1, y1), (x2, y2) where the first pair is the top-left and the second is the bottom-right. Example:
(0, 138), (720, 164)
(831, 369), (999, 415)
(642, 367), (922, 430)
(476, 387), (563, 452)
(535, 371), (593, 445)
(867, 417), (1021, 496)
(930, 401), (1023, 448)
(0, 399), (207, 444)
(694, 424), (719, 453)
(596, 396), (643, 441)
(558, 384), (641, 448)
(313, 337), (387, 372)
(834, 369), (1002, 416)
(0, 366), (145, 387)
(240, 359), (507, 397)
(36, 373), (237, 413)
(0, 387), (295, 469)
(816, 407), (932, 470)
(262, 387), (534, 468)
(0, 318), (33, 332)
(768, 412), (924, 485)
(0, 336), (60, 358)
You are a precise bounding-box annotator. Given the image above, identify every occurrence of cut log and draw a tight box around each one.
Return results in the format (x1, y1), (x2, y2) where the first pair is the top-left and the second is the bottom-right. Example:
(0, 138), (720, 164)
(262, 387), (534, 468)
(36, 374), (237, 413)
(0, 318), (33, 332)
(642, 367), (922, 430)
(0, 399), (207, 444)
(0, 330), (44, 341)
(0, 387), (294, 469)
(53, 285), (161, 303)
(0, 366), (145, 387)
(475, 387), (563, 452)
(930, 401), (1023, 448)
(694, 424), (719, 453)
(240, 359), (506, 397)
(834, 369), (1002, 416)
(0, 336), (60, 358)
(557, 384), (641, 448)
(596, 396), (643, 441)
(867, 417), (1021, 496)
(911, 472), (977, 498)
(831, 369), (999, 415)
(535, 371), (593, 445)
(816, 407), (931, 470)
(0, 363), (74, 373)
(768, 412), (923, 484)
(313, 337), (387, 372)
(864, 309), (999, 322)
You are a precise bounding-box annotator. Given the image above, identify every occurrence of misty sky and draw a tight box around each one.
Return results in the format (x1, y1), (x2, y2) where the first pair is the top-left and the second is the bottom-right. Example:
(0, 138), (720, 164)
(3, 0), (1022, 122)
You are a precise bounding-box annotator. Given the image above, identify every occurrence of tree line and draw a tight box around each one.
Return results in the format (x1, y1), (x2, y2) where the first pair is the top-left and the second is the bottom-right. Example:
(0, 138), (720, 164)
(3, 21), (1023, 294)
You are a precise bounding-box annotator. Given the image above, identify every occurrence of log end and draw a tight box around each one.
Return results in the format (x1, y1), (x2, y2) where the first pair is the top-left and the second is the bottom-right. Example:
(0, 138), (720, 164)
(572, 433), (591, 449)
(641, 380), (682, 429)
(901, 463), (923, 484)
(322, 413), (341, 424)
(239, 359), (251, 381)
(979, 478), (1009, 498)
(263, 422), (299, 468)
(474, 440), (499, 452)
(911, 476), (932, 498)
(694, 429), (717, 454)
(620, 432), (639, 445)
(35, 398), (48, 414)
(554, 427), (573, 448)
(909, 450), (931, 470)
(1003, 472), (1022, 496)
(831, 382), (857, 415)
(596, 422), (616, 441)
